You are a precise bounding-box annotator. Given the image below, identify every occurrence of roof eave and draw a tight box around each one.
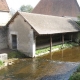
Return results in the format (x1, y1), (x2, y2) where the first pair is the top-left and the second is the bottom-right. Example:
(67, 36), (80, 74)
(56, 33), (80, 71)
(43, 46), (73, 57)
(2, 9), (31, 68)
(19, 12), (40, 35)
(6, 12), (40, 35)
(6, 11), (19, 26)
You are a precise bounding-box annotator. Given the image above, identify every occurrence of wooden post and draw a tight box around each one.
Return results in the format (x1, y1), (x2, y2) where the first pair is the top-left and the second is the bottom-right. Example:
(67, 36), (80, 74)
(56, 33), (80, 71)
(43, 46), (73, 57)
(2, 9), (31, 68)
(62, 34), (64, 44)
(71, 34), (73, 42)
(50, 35), (52, 53)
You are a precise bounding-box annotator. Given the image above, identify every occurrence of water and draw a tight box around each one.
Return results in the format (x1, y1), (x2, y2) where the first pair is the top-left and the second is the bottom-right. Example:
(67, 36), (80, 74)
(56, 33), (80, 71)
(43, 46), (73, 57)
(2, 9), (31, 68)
(0, 46), (80, 80)
(39, 46), (80, 62)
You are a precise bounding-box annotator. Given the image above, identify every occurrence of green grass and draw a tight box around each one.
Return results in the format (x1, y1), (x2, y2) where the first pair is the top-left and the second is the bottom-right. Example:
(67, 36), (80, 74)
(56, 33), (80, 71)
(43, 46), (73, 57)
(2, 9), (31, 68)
(69, 72), (80, 80)
(36, 47), (50, 55)
(69, 66), (80, 80)
(8, 51), (27, 59)
(0, 60), (4, 67)
(36, 42), (78, 55)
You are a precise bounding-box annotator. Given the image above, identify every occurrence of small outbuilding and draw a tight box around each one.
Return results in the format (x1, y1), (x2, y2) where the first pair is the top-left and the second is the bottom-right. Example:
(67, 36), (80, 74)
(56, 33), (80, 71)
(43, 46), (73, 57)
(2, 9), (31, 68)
(6, 12), (80, 57)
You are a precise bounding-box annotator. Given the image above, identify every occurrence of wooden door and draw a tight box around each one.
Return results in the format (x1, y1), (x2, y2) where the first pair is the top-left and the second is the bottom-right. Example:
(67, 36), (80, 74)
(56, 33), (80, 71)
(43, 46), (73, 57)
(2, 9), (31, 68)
(12, 35), (17, 50)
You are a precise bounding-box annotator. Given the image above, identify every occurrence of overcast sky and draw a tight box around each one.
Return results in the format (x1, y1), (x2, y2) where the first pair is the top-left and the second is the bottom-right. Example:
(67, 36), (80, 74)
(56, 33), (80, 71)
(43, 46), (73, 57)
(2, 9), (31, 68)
(6, 0), (40, 11)
(6, 0), (80, 11)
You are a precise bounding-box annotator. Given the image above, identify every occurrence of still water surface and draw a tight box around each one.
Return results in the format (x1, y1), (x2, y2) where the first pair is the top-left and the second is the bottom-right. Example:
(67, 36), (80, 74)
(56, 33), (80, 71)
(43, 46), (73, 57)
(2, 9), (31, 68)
(0, 46), (80, 80)
(40, 46), (80, 62)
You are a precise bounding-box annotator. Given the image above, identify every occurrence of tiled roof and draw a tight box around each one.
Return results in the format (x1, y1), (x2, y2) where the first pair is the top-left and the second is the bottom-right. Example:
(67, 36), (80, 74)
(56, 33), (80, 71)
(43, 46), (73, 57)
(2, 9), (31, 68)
(7, 12), (80, 35)
(0, 0), (9, 12)
(32, 0), (80, 17)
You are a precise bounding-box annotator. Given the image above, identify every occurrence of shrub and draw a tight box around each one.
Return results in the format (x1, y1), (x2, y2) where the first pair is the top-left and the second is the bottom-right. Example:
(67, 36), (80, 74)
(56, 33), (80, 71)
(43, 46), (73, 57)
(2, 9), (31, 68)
(69, 72), (80, 80)
(0, 60), (4, 67)
(77, 66), (80, 72)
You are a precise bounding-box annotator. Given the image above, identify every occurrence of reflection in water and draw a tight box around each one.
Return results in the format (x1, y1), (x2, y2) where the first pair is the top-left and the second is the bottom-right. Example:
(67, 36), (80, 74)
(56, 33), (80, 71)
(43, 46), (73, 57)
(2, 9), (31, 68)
(61, 49), (64, 61)
(40, 46), (80, 62)
(0, 46), (80, 80)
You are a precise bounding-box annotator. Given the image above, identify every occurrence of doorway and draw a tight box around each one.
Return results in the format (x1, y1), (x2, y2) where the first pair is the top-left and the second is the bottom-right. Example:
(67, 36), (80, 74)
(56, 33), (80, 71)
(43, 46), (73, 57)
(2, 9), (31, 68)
(12, 34), (17, 50)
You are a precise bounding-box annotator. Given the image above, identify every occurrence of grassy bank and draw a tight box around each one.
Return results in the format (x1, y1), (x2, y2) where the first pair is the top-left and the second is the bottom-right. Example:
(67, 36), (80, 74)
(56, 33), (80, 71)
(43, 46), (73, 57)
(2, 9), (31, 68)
(36, 42), (78, 55)
(69, 65), (80, 80)
(0, 60), (4, 67)
(8, 51), (27, 59)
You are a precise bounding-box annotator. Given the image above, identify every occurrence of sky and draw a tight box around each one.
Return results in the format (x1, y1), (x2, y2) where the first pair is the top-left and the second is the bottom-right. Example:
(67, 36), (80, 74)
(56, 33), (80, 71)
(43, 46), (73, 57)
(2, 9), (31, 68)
(6, 0), (80, 11)
(6, 0), (40, 11)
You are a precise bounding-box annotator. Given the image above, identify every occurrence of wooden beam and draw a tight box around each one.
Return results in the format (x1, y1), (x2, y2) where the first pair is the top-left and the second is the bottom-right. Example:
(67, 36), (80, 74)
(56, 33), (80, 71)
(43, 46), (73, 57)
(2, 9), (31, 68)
(62, 34), (64, 46)
(71, 34), (73, 42)
(50, 35), (52, 53)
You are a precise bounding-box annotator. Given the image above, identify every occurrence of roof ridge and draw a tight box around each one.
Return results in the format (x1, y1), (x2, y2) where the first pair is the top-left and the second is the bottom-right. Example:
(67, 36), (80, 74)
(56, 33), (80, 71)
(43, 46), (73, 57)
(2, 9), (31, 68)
(19, 11), (73, 21)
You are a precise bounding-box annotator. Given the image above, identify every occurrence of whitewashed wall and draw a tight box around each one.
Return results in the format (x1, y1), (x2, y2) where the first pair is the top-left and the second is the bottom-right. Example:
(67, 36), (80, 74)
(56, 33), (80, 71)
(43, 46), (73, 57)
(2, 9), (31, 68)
(8, 15), (36, 57)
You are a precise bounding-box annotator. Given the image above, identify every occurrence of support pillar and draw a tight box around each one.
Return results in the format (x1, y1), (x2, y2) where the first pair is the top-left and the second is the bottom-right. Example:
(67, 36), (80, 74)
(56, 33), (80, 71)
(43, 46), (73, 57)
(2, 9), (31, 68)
(50, 35), (52, 53)
(33, 33), (37, 57)
(71, 34), (73, 42)
(62, 34), (64, 46)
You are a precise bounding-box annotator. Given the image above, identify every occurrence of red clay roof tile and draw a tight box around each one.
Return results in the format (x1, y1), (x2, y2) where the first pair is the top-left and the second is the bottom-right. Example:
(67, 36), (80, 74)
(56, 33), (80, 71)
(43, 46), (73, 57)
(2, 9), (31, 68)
(32, 0), (80, 17)
(0, 0), (9, 12)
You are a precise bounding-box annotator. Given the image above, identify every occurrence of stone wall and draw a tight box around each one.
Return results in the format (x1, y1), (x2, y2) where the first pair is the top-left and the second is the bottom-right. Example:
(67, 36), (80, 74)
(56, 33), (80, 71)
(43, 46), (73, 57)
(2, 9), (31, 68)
(0, 27), (8, 49)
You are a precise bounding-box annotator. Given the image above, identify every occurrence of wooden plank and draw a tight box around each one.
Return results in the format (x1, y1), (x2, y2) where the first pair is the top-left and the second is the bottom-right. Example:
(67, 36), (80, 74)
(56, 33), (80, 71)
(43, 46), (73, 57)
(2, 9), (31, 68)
(50, 35), (52, 53)
(62, 34), (64, 46)
(71, 34), (73, 42)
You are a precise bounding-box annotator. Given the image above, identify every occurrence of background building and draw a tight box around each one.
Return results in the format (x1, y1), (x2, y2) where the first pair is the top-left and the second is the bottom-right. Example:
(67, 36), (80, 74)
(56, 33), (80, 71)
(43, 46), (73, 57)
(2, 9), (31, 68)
(0, 0), (11, 49)
(32, 0), (80, 18)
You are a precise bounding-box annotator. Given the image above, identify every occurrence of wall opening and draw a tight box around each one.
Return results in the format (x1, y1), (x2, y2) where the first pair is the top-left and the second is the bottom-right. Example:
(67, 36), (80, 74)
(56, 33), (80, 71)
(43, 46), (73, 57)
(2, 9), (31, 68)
(12, 34), (17, 50)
